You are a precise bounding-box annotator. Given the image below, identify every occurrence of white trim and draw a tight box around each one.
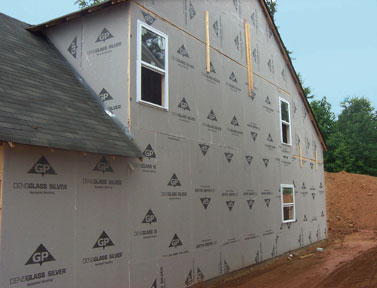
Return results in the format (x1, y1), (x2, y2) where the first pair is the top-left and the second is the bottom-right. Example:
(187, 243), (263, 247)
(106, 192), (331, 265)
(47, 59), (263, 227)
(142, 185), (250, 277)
(280, 184), (296, 223)
(279, 97), (292, 146)
(136, 20), (169, 110)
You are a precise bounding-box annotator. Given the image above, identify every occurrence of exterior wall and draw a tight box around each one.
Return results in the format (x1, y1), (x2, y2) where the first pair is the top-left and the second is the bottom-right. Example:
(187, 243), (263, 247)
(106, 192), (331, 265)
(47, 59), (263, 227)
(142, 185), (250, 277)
(0, 1), (327, 287)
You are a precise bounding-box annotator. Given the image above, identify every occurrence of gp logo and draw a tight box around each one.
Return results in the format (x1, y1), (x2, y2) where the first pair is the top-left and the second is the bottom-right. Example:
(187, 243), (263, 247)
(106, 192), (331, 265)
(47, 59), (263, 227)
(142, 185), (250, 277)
(168, 173), (181, 187)
(93, 156), (114, 173)
(95, 28), (114, 43)
(169, 234), (183, 248)
(98, 88), (113, 102)
(25, 244), (55, 266)
(142, 209), (157, 224)
(143, 144), (156, 160)
(28, 156), (56, 176)
(93, 231), (114, 250)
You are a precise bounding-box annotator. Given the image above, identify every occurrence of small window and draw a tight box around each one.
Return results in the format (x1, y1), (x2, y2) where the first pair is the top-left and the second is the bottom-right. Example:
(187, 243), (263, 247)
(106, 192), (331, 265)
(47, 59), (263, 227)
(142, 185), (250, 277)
(279, 98), (291, 145)
(281, 184), (295, 223)
(137, 20), (168, 109)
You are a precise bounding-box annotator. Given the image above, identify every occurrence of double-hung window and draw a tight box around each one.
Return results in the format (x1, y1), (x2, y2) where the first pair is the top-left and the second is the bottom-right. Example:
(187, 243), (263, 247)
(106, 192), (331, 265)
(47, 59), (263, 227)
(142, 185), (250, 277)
(279, 98), (291, 145)
(137, 20), (168, 109)
(281, 184), (295, 223)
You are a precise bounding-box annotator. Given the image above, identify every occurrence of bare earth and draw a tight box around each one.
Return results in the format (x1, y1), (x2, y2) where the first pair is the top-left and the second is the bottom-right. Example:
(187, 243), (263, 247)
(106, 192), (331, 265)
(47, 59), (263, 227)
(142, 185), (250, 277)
(195, 172), (377, 288)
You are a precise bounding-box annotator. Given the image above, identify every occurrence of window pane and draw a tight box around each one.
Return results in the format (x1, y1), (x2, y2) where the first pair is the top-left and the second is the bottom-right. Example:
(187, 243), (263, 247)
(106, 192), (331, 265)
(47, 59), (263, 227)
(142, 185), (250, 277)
(141, 27), (165, 69)
(282, 123), (289, 144)
(283, 187), (293, 203)
(141, 67), (162, 106)
(281, 101), (289, 122)
(283, 206), (294, 221)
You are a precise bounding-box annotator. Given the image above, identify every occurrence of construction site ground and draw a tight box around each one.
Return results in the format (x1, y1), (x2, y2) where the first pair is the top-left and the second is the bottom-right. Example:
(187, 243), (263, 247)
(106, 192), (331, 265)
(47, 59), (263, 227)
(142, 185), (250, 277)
(196, 172), (377, 288)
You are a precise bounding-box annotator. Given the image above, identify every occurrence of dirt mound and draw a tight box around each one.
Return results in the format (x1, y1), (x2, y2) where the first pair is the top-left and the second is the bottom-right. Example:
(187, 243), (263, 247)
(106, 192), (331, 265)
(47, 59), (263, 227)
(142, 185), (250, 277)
(326, 171), (377, 235)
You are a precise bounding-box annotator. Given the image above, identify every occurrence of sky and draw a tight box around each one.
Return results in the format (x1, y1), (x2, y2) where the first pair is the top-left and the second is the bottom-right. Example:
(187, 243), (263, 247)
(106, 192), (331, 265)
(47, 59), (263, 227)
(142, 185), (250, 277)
(2, 0), (377, 116)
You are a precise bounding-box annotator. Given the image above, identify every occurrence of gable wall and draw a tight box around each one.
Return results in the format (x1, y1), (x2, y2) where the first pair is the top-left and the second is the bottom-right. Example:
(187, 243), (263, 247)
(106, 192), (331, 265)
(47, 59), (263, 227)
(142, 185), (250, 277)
(8, 1), (330, 287)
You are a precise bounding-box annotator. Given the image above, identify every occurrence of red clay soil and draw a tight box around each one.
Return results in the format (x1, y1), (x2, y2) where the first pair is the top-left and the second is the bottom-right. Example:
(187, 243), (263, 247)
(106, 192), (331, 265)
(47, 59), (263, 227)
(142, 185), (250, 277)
(196, 172), (377, 288)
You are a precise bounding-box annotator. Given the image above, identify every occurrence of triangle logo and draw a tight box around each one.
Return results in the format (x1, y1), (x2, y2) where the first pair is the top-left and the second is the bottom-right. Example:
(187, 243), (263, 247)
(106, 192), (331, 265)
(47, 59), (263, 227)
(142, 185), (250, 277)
(199, 144), (210, 156)
(251, 131), (258, 141)
(177, 44), (189, 58)
(263, 158), (269, 168)
(67, 36), (77, 59)
(265, 96), (271, 105)
(247, 199), (254, 210)
(267, 133), (273, 142)
(142, 209), (157, 224)
(200, 197), (211, 210)
(185, 269), (193, 287)
(210, 61), (216, 73)
(224, 260), (230, 273)
(264, 199), (271, 207)
(197, 267), (205, 282)
(189, 1), (196, 20)
(93, 231), (115, 250)
(98, 88), (113, 102)
(143, 144), (156, 160)
(234, 35), (239, 50)
(141, 11), (156, 25)
(231, 116), (239, 126)
(169, 233), (183, 248)
(95, 27), (114, 43)
(178, 97), (191, 111)
(229, 72), (238, 83)
(207, 109), (217, 121)
(150, 279), (157, 288)
(213, 20), (219, 37)
(93, 156), (114, 173)
(168, 173), (181, 187)
(28, 156), (56, 176)
(226, 200), (235, 211)
(224, 152), (234, 163)
(245, 155), (253, 165)
(25, 244), (56, 266)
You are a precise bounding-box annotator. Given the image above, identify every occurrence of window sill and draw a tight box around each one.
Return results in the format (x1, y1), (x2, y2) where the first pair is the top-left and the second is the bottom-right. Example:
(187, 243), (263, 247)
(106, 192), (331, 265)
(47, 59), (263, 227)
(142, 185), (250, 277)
(137, 100), (168, 111)
(282, 219), (297, 224)
(280, 142), (292, 147)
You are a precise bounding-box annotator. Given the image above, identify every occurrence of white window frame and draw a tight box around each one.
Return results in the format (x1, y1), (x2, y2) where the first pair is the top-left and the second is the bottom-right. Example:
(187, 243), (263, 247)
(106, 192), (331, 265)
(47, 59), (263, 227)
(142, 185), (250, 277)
(280, 184), (296, 223)
(136, 20), (169, 110)
(279, 97), (292, 146)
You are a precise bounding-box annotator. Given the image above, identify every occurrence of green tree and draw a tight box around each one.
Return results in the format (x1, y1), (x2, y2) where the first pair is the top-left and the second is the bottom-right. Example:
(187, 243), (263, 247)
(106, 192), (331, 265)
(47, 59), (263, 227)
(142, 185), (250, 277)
(75, 0), (104, 9)
(335, 97), (377, 176)
(265, 0), (278, 18)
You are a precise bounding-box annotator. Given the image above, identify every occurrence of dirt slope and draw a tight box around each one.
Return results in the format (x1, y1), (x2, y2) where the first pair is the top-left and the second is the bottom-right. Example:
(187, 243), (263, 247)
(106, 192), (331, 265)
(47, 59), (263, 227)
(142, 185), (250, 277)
(326, 171), (377, 234)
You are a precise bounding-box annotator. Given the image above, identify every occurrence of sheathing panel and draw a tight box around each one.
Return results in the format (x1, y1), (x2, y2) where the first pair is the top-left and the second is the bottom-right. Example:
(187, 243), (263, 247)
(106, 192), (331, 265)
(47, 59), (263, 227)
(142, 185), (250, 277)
(1, 0), (326, 287)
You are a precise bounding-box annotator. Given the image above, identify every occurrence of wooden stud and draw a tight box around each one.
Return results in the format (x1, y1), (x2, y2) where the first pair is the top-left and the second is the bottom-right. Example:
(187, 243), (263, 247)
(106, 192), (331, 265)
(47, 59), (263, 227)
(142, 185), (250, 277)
(7, 142), (15, 148)
(205, 11), (210, 73)
(244, 20), (253, 96)
(299, 144), (303, 168)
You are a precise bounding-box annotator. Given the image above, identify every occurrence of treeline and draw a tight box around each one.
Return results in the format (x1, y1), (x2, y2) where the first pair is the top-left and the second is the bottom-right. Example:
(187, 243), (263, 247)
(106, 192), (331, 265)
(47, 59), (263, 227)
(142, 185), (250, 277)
(311, 97), (377, 176)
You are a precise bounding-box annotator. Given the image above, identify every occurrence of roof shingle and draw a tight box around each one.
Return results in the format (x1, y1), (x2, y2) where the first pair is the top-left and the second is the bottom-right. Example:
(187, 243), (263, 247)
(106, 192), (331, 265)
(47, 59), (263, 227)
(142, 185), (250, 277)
(0, 13), (141, 157)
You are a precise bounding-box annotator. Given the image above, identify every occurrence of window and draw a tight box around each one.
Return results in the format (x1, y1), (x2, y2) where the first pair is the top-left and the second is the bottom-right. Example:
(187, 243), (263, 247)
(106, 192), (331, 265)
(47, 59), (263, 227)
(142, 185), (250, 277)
(137, 20), (168, 109)
(279, 98), (291, 145)
(281, 184), (295, 223)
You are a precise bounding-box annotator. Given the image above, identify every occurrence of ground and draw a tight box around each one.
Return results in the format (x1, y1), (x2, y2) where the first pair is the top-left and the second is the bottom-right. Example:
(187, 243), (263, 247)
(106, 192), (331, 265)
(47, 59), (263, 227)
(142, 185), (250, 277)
(195, 172), (377, 288)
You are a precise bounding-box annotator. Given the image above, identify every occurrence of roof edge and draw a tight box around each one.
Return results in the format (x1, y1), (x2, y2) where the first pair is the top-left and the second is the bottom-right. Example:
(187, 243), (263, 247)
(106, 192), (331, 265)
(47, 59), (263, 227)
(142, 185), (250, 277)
(258, 0), (327, 151)
(28, 0), (128, 32)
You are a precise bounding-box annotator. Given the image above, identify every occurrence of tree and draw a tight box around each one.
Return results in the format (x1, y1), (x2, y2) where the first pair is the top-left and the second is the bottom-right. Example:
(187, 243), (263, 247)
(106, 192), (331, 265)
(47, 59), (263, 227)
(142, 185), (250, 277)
(265, 0), (278, 19)
(75, 0), (104, 9)
(297, 73), (314, 100)
(310, 97), (335, 140)
(335, 97), (377, 176)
